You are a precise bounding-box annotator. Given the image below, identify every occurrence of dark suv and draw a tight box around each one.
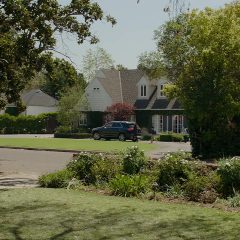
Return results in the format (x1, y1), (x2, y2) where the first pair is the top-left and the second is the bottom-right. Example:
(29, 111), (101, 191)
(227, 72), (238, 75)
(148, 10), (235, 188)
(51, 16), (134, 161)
(92, 121), (140, 142)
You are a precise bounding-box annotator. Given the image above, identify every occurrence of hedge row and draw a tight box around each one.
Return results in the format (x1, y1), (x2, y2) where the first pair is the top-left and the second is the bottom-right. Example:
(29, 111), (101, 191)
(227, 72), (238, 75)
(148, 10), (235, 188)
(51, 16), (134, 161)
(54, 132), (92, 139)
(156, 133), (189, 142)
(0, 113), (57, 134)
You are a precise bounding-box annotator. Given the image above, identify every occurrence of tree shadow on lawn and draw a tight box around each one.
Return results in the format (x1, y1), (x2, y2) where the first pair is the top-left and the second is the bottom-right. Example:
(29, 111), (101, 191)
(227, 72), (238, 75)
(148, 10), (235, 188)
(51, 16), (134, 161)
(1, 201), (240, 239)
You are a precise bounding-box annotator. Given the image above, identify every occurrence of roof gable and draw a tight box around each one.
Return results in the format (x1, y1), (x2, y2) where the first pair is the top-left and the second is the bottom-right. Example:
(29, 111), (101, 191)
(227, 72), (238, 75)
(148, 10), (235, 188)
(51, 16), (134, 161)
(21, 89), (58, 107)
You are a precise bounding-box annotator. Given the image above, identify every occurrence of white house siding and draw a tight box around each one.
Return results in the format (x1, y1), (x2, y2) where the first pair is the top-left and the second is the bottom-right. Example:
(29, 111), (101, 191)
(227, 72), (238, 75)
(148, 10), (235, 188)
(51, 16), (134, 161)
(86, 79), (112, 111)
(24, 106), (58, 116)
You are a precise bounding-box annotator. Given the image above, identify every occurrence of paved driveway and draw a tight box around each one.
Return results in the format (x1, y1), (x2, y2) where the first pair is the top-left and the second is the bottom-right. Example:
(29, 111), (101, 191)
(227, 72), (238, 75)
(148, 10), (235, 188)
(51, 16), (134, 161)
(0, 148), (73, 188)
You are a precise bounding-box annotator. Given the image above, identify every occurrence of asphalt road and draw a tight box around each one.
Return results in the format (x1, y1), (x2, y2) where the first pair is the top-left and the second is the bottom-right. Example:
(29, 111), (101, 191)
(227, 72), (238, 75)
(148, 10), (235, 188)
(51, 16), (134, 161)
(0, 148), (73, 188)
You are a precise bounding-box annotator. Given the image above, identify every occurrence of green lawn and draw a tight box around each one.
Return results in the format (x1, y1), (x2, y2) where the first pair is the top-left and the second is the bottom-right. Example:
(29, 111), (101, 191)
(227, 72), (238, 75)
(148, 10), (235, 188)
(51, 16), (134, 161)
(0, 138), (155, 152)
(1, 188), (240, 239)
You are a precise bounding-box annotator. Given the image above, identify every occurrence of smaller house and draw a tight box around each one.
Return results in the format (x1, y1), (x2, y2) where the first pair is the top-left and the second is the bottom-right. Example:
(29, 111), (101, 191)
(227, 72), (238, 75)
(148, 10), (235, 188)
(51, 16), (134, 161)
(4, 89), (58, 116)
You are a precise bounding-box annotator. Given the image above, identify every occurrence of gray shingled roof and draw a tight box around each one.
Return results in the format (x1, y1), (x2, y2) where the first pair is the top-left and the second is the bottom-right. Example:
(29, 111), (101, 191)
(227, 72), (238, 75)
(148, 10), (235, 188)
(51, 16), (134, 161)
(21, 89), (58, 107)
(98, 69), (144, 105)
(120, 69), (144, 105)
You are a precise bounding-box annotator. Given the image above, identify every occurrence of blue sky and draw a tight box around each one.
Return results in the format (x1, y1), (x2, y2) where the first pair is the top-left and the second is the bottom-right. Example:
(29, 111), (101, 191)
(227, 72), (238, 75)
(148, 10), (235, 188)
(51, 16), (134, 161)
(56, 0), (233, 71)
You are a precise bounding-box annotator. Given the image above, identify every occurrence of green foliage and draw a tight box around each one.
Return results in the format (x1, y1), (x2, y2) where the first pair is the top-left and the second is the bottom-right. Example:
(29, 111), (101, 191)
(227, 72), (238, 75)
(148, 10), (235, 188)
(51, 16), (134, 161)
(92, 157), (121, 184)
(141, 135), (152, 141)
(122, 146), (147, 175)
(227, 193), (240, 208)
(41, 58), (87, 100)
(57, 85), (88, 130)
(183, 175), (210, 202)
(156, 133), (188, 142)
(109, 175), (149, 197)
(67, 153), (120, 185)
(143, 3), (240, 158)
(54, 132), (91, 139)
(217, 158), (240, 196)
(67, 153), (99, 185)
(164, 184), (184, 199)
(0, 1), (115, 108)
(0, 113), (57, 134)
(82, 47), (115, 82)
(156, 152), (192, 190)
(138, 51), (165, 79)
(38, 169), (73, 188)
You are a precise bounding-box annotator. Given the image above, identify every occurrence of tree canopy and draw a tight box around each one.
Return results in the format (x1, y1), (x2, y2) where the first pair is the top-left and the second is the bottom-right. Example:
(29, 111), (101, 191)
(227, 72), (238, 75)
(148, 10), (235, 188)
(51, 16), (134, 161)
(140, 2), (240, 158)
(81, 46), (115, 82)
(0, 0), (115, 108)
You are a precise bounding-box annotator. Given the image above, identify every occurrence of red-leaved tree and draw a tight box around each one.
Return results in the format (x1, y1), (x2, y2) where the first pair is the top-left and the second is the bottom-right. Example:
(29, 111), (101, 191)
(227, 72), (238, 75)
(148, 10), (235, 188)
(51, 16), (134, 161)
(105, 103), (135, 122)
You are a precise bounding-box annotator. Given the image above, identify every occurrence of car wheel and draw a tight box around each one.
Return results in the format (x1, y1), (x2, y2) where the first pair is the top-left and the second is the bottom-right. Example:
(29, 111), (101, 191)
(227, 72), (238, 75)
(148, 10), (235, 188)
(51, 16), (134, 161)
(93, 132), (101, 140)
(118, 133), (125, 141)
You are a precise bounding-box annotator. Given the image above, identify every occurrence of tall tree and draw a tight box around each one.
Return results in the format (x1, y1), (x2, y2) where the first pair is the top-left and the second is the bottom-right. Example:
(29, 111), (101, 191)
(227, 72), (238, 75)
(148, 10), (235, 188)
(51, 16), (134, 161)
(57, 84), (88, 130)
(82, 46), (114, 82)
(0, 0), (115, 108)
(42, 58), (87, 99)
(146, 2), (240, 158)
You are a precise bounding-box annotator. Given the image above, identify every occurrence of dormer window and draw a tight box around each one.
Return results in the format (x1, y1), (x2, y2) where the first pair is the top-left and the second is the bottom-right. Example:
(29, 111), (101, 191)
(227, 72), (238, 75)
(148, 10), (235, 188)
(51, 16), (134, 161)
(141, 85), (147, 97)
(159, 84), (165, 97)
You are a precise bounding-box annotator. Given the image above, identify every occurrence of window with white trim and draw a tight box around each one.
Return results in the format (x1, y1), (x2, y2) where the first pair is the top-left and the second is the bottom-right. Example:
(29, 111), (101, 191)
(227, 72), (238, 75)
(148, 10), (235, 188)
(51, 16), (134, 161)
(79, 113), (87, 125)
(159, 115), (164, 133)
(152, 115), (164, 133)
(173, 115), (184, 133)
(140, 85), (147, 97)
(159, 84), (165, 97)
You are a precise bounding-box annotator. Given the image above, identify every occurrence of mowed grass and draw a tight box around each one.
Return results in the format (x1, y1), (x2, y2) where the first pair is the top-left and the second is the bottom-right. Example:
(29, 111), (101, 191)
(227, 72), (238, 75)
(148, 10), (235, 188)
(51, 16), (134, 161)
(1, 188), (240, 240)
(0, 138), (155, 152)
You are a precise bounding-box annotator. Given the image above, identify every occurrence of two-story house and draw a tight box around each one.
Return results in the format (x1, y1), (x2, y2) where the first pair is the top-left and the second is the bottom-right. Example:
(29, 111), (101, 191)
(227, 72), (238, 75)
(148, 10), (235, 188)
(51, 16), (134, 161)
(85, 69), (186, 133)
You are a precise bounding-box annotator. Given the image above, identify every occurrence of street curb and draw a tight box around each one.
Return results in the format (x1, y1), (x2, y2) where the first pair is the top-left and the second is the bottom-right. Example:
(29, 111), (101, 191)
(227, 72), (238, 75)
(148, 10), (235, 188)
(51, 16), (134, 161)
(0, 146), (109, 154)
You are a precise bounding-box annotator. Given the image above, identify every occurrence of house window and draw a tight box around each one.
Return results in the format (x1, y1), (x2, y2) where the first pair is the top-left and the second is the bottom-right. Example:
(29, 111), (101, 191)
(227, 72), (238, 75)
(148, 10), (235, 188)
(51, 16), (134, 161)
(159, 84), (165, 97)
(152, 115), (164, 133)
(172, 115), (184, 133)
(140, 85), (147, 97)
(79, 113), (87, 125)
(159, 115), (164, 133)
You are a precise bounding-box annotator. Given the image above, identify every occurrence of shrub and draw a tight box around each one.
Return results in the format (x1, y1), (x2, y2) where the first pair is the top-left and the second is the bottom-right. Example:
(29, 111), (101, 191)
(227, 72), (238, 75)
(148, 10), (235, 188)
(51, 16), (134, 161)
(164, 184), (184, 199)
(92, 156), (121, 184)
(217, 157), (240, 196)
(227, 193), (240, 208)
(156, 133), (188, 142)
(55, 125), (71, 133)
(67, 152), (121, 185)
(67, 153), (100, 184)
(0, 113), (57, 134)
(141, 135), (152, 141)
(183, 175), (210, 201)
(54, 132), (91, 139)
(156, 152), (192, 190)
(38, 169), (73, 188)
(122, 146), (147, 175)
(109, 175), (149, 197)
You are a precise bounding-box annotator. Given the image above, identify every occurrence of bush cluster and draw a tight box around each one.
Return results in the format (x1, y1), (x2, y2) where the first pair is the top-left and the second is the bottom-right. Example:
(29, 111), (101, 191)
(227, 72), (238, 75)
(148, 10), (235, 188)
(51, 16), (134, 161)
(122, 146), (146, 175)
(39, 169), (73, 188)
(109, 175), (149, 197)
(0, 113), (57, 134)
(54, 132), (91, 139)
(54, 125), (91, 139)
(156, 133), (189, 142)
(38, 149), (240, 206)
(217, 157), (240, 196)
